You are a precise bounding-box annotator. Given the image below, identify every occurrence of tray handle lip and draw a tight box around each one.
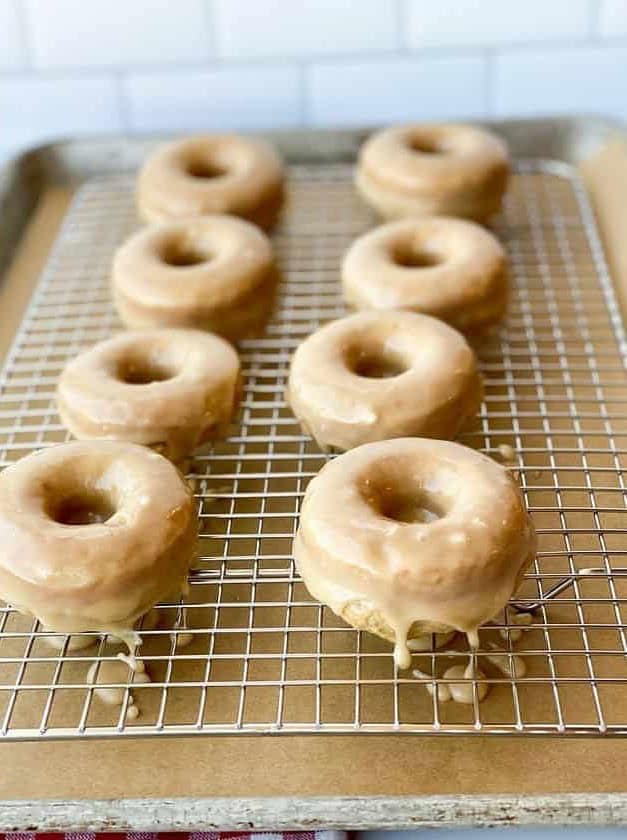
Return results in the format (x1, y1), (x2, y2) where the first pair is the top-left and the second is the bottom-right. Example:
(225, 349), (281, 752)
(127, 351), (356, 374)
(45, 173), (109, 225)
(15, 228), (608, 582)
(2, 113), (627, 179)
(2, 791), (627, 831)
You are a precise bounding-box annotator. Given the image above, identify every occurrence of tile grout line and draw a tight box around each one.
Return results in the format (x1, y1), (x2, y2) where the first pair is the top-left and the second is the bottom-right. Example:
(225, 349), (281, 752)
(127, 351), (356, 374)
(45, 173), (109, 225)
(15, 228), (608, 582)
(13, 0), (34, 69)
(3, 36), (627, 82)
(588, 0), (602, 40)
(203, 0), (217, 60)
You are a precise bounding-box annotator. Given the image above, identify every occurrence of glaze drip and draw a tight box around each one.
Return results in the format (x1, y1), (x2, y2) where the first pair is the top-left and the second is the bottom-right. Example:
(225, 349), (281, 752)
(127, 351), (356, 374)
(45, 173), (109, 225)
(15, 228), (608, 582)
(87, 658), (150, 718)
(293, 438), (536, 682)
(498, 610), (533, 642)
(393, 628), (413, 670)
(171, 606), (194, 649)
(485, 643), (527, 678)
(442, 661), (489, 704)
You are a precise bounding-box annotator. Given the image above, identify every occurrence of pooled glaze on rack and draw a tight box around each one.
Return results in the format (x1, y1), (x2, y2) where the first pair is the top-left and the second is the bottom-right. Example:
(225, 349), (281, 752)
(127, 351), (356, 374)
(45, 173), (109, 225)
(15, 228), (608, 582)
(412, 659), (489, 704)
(412, 637), (528, 705)
(499, 610), (533, 642)
(413, 666), (454, 702)
(485, 644), (527, 678)
(498, 444), (516, 462)
(87, 658), (150, 716)
(294, 438), (536, 670)
(442, 663), (489, 704)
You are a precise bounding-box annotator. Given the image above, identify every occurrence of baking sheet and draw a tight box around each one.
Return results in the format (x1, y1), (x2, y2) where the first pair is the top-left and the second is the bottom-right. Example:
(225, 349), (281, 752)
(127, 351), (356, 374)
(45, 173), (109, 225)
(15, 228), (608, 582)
(0, 120), (627, 827)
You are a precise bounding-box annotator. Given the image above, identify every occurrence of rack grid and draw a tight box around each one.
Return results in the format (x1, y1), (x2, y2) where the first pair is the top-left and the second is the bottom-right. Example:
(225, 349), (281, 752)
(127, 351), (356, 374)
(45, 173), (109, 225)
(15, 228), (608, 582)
(0, 159), (626, 740)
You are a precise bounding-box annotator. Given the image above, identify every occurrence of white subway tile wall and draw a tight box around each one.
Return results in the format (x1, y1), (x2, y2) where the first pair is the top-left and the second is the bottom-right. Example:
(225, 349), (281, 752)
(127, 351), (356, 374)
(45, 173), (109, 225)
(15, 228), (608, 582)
(0, 0), (25, 70)
(125, 66), (303, 132)
(493, 45), (627, 118)
(0, 0), (625, 162)
(0, 76), (123, 156)
(213, 0), (399, 58)
(24, 0), (212, 68)
(599, 0), (627, 37)
(404, 0), (593, 47)
(308, 56), (487, 126)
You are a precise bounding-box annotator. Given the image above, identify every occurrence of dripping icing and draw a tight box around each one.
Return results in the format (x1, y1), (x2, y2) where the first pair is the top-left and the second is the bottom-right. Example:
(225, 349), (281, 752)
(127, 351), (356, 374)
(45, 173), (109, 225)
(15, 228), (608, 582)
(393, 623), (413, 670)
(171, 606), (194, 649)
(86, 659), (150, 717)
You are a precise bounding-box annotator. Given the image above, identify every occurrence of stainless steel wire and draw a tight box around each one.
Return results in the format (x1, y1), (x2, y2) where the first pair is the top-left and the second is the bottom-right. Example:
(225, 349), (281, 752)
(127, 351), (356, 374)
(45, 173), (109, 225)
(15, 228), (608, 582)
(0, 159), (626, 739)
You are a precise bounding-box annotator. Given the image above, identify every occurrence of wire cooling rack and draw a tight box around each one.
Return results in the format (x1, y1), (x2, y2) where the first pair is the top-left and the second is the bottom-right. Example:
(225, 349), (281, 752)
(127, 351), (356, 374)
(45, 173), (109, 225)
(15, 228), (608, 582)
(0, 159), (626, 740)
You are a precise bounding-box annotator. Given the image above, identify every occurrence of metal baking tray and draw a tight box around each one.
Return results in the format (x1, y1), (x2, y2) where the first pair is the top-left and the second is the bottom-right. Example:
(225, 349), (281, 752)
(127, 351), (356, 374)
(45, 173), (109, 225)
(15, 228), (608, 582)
(0, 117), (626, 742)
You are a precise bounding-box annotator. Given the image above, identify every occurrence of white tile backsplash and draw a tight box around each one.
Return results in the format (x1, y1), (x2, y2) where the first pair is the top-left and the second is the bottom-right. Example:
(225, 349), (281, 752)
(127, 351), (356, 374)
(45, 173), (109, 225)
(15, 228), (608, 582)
(307, 55), (487, 127)
(1, 0), (626, 163)
(493, 45), (627, 118)
(24, 0), (212, 68)
(0, 76), (122, 162)
(403, 0), (593, 48)
(0, 0), (25, 70)
(213, 0), (398, 58)
(598, 0), (627, 37)
(125, 65), (303, 132)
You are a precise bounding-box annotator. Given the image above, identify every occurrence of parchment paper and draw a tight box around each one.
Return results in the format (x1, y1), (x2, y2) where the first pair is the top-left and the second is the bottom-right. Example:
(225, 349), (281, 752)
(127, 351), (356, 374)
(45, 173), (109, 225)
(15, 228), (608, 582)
(1, 160), (627, 804)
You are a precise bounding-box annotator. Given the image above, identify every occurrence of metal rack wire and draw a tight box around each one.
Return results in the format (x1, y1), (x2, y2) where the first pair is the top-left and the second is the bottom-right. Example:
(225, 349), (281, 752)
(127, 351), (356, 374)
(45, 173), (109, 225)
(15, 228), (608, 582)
(0, 159), (626, 739)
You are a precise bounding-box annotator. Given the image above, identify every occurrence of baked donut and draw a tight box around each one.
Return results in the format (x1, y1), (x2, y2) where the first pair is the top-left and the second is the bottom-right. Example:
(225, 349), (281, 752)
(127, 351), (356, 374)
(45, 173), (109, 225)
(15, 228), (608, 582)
(294, 438), (535, 668)
(287, 310), (482, 451)
(112, 216), (278, 342)
(57, 328), (241, 462)
(342, 217), (508, 333)
(137, 134), (284, 230)
(0, 441), (197, 637)
(356, 123), (510, 222)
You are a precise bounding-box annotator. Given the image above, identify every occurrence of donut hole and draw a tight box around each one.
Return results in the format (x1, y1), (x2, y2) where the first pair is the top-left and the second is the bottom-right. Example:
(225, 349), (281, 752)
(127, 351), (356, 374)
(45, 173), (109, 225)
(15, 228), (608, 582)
(48, 490), (116, 526)
(185, 158), (227, 179)
(345, 344), (409, 379)
(392, 241), (442, 269)
(160, 237), (214, 267)
(116, 355), (176, 385)
(407, 135), (447, 155)
(363, 477), (445, 525)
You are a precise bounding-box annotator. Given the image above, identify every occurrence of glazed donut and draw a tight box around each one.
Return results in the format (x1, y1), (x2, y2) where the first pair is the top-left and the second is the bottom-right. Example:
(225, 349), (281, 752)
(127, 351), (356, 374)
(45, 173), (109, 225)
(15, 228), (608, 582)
(356, 123), (510, 222)
(57, 328), (241, 463)
(112, 216), (278, 341)
(294, 438), (536, 668)
(287, 310), (482, 451)
(0, 441), (197, 636)
(342, 217), (508, 333)
(137, 134), (284, 230)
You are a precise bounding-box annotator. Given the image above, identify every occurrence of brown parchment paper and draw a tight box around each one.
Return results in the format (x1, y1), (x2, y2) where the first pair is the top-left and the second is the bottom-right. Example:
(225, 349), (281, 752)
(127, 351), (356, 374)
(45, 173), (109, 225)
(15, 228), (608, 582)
(581, 138), (627, 319)
(1, 159), (627, 804)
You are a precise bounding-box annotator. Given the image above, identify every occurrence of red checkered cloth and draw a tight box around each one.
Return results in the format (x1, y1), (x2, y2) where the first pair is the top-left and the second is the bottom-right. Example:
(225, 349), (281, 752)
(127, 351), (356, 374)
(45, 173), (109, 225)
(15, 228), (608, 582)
(2, 834), (347, 840)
